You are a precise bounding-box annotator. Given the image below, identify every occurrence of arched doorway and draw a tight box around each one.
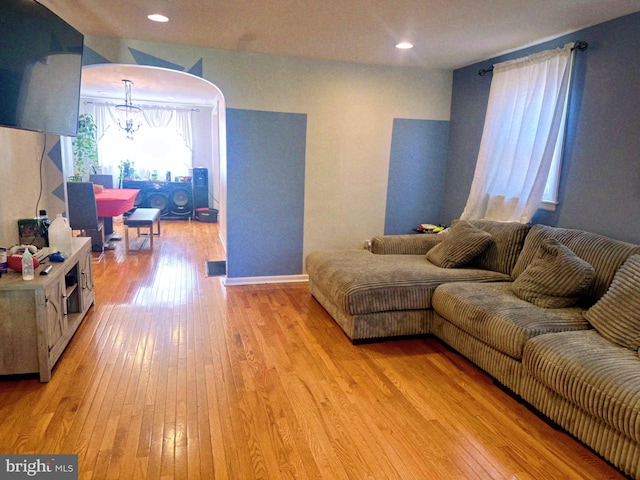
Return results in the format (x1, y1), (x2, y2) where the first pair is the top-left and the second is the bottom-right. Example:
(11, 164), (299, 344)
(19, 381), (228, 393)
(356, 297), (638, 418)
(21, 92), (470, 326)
(64, 64), (228, 261)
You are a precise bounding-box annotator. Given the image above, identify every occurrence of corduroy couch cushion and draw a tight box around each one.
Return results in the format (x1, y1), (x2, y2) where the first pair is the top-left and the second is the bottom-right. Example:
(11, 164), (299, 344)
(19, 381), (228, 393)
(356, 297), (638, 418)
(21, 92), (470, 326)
(426, 220), (493, 268)
(584, 254), (640, 350)
(465, 220), (531, 275)
(370, 233), (443, 255)
(305, 249), (510, 316)
(432, 282), (589, 360)
(512, 238), (595, 308)
(512, 224), (640, 305)
(523, 329), (640, 444)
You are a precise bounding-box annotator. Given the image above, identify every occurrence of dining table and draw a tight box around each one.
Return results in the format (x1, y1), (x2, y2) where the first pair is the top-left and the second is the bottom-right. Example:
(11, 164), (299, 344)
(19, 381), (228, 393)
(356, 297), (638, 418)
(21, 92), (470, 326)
(94, 188), (140, 240)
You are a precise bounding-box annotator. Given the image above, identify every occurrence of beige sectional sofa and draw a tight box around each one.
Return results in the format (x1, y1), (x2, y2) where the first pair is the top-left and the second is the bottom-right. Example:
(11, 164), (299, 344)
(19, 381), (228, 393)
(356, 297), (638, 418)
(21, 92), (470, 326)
(307, 220), (530, 342)
(305, 220), (640, 478)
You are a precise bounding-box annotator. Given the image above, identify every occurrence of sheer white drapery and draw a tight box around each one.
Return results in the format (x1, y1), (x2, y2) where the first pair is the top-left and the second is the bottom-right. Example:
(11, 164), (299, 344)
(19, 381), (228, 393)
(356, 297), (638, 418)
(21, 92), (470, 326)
(81, 101), (194, 182)
(90, 103), (113, 141)
(142, 107), (173, 128)
(174, 110), (193, 150)
(86, 103), (192, 143)
(460, 43), (575, 223)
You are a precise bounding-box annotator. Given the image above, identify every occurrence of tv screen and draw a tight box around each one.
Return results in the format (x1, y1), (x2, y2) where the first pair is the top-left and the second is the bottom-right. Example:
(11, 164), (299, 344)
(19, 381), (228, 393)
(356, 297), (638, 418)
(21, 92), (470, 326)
(0, 0), (84, 137)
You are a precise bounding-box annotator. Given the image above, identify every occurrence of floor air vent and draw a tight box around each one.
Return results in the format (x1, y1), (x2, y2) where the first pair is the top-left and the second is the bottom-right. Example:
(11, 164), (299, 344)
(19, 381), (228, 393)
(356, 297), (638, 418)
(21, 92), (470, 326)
(206, 260), (227, 277)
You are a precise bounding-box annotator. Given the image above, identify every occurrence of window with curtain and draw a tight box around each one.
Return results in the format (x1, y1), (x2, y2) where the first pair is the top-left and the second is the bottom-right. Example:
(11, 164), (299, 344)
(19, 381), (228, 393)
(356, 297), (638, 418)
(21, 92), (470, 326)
(82, 102), (194, 183)
(99, 123), (192, 180)
(460, 43), (576, 223)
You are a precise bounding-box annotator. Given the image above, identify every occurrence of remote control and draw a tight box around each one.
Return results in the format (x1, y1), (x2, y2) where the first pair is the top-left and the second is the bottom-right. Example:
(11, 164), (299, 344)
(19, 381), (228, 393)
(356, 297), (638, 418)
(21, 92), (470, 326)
(40, 265), (53, 275)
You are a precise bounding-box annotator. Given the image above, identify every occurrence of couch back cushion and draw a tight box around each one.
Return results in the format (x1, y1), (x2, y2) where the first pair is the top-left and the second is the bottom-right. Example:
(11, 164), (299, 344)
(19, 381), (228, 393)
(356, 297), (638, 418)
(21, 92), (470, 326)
(452, 220), (531, 275)
(583, 254), (640, 350)
(512, 224), (640, 306)
(512, 238), (595, 308)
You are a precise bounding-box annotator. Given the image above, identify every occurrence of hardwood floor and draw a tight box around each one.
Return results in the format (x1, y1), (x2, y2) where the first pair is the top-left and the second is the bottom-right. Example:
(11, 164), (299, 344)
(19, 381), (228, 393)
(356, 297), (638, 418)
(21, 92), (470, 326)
(0, 219), (627, 479)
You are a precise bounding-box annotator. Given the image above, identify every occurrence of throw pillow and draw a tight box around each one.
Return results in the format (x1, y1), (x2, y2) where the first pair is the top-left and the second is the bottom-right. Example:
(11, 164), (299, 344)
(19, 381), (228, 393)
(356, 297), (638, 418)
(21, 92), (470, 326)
(463, 220), (531, 275)
(426, 220), (493, 268)
(512, 238), (595, 308)
(583, 254), (640, 350)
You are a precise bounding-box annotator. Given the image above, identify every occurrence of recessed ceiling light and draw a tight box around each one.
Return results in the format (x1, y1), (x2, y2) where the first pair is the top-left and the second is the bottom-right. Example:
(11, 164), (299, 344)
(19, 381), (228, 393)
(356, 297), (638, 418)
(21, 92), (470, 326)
(395, 42), (414, 50)
(148, 14), (169, 23)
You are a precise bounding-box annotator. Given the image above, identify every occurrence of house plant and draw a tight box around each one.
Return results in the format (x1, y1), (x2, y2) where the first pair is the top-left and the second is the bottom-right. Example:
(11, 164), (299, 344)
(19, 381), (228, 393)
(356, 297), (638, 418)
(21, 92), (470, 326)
(118, 160), (135, 188)
(71, 113), (99, 181)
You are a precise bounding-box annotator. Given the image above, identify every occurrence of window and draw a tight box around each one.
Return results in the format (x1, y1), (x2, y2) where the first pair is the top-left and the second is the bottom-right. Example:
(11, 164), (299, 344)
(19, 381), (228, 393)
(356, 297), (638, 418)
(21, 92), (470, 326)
(540, 79), (572, 211)
(461, 43), (576, 223)
(99, 124), (192, 180)
(540, 151), (561, 210)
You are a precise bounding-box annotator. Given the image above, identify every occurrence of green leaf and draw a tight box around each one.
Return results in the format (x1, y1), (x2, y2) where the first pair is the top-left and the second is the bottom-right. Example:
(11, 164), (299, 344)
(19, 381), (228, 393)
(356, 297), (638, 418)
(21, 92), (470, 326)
(72, 113), (99, 180)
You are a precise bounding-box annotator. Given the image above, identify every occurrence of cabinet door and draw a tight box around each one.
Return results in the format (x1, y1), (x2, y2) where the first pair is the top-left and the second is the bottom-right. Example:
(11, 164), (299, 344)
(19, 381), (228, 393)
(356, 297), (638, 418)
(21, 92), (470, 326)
(80, 244), (94, 312)
(45, 278), (66, 351)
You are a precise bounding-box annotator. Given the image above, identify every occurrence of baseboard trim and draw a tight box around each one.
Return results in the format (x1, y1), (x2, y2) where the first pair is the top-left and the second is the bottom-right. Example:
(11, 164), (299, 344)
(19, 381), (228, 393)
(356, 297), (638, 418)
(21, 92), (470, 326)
(224, 274), (309, 286)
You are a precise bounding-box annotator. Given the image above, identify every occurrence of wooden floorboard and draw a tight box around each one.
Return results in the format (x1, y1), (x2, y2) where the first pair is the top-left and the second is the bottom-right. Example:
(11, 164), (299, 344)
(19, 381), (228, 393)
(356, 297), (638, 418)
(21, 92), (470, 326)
(0, 218), (627, 479)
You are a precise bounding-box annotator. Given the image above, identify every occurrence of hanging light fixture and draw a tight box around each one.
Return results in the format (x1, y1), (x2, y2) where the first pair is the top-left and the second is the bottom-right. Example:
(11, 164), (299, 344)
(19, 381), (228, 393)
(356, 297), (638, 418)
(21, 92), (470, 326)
(116, 79), (142, 139)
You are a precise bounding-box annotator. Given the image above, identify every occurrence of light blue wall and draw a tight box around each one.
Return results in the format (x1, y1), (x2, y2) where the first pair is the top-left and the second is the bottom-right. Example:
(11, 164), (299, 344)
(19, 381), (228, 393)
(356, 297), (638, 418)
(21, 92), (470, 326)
(226, 108), (307, 278)
(385, 119), (449, 234)
(77, 37), (451, 280)
(441, 12), (640, 244)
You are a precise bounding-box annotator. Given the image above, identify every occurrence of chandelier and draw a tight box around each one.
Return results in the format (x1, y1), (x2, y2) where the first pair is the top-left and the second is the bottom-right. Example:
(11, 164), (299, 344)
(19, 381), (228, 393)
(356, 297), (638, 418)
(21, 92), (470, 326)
(115, 79), (142, 139)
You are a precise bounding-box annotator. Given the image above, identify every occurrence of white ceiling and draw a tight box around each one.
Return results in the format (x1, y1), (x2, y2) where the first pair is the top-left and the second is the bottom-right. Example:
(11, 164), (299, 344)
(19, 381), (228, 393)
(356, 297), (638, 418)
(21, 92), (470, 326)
(80, 64), (221, 106)
(38, 0), (640, 103)
(41, 0), (640, 69)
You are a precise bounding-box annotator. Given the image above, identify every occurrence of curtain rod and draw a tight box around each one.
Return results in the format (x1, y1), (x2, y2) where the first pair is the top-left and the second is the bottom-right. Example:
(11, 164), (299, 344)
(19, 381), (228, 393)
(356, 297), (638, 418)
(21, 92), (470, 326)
(83, 100), (200, 112)
(478, 40), (588, 76)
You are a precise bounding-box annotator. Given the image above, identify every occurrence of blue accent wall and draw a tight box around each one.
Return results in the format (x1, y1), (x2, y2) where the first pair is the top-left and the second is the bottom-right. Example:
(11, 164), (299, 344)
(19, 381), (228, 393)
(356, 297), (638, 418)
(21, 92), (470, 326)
(82, 46), (111, 66)
(385, 119), (449, 234)
(226, 109), (307, 278)
(441, 12), (640, 244)
(128, 48), (186, 71)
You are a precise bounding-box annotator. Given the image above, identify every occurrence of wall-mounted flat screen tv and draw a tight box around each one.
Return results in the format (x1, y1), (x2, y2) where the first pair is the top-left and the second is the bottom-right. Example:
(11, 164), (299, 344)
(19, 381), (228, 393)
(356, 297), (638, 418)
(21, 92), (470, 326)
(0, 0), (84, 137)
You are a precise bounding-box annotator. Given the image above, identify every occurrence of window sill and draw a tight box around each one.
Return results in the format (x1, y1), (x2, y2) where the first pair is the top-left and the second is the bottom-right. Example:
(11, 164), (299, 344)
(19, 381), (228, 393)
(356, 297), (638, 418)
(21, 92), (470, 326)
(539, 200), (557, 212)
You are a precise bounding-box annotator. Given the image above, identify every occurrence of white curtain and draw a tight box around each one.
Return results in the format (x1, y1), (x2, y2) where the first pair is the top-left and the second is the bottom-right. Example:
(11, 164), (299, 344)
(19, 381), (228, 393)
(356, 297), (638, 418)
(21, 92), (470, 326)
(174, 110), (193, 150)
(81, 101), (194, 183)
(142, 107), (173, 128)
(460, 43), (575, 223)
(81, 102), (111, 141)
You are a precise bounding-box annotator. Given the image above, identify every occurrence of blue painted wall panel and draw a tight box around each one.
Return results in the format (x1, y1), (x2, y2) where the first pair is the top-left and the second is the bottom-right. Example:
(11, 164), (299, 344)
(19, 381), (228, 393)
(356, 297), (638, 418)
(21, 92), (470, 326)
(441, 12), (640, 244)
(385, 119), (449, 234)
(226, 109), (307, 278)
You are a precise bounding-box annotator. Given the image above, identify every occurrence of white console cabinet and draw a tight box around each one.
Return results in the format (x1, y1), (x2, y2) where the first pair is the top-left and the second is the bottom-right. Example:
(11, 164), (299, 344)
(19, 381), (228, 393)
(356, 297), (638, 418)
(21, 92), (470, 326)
(0, 237), (94, 382)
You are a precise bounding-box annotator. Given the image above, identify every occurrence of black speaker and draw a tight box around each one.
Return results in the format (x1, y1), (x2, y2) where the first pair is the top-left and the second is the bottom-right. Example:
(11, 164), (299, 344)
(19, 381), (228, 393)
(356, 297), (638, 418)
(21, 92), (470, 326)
(146, 191), (170, 216)
(169, 183), (193, 218)
(193, 167), (208, 188)
(192, 167), (209, 209)
(122, 179), (146, 210)
(132, 191), (145, 208)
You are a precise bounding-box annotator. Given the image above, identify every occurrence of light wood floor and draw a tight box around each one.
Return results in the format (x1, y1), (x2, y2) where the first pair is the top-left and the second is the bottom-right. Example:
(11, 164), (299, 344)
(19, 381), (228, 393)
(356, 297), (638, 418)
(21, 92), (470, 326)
(0, 219), (627, 479)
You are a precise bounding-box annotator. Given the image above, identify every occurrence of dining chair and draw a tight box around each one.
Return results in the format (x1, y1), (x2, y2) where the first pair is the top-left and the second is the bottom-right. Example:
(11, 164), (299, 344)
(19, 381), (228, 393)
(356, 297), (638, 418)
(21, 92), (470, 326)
(66, 182), (105, 253)
(89, 174), (114, 189)
(89, 173), (119, 237)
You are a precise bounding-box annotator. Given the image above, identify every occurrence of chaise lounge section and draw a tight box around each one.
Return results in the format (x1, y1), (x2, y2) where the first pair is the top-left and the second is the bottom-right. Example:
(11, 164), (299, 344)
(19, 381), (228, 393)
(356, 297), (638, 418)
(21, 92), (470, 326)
(306, 220), (530, 343)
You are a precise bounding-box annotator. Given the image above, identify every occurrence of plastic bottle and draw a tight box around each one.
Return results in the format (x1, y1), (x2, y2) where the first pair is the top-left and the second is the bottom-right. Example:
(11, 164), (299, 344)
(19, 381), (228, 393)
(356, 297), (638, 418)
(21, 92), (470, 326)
(48, 214), (73, 255)
(22, 249), (34, 281)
